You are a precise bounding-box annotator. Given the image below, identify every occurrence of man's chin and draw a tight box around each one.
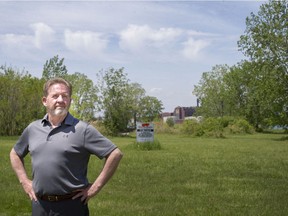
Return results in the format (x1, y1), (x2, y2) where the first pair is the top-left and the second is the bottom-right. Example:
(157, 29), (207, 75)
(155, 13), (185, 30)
(53, 109), (68, 117)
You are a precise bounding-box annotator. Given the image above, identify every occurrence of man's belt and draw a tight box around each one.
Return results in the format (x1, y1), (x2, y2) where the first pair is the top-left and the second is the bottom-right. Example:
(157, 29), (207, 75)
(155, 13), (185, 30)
(38, 192), (79, 202)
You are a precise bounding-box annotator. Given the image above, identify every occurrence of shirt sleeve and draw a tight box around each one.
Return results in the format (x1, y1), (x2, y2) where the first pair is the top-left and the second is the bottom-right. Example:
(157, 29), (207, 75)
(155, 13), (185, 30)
(84, 124), (117, 159)
(13, 126), (30, 158)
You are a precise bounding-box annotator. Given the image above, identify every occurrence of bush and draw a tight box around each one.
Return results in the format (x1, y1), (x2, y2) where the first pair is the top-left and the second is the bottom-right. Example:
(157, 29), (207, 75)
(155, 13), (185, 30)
(228, 119), (255, 134)
(154, 121), (179, 134)
(201, 117), (225, 138)
(180, 119), (200, 135)
(91, 120), (111, 136)
(166, 118), (175, 127)
(180, 117), (254, 138)
(220, 116), (235, 128)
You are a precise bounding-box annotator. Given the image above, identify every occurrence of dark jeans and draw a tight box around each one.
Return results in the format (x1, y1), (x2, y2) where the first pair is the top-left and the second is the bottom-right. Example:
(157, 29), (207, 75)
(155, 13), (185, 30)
(32, 198), (89, 216)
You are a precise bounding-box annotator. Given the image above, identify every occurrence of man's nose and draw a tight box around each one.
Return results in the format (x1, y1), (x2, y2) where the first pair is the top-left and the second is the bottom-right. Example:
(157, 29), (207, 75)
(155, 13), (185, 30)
(57, 95), (64, 102)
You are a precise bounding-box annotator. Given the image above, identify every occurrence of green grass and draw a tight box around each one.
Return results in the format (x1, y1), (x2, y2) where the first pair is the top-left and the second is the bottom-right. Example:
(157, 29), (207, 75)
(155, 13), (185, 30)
(1, 133), (288, 215)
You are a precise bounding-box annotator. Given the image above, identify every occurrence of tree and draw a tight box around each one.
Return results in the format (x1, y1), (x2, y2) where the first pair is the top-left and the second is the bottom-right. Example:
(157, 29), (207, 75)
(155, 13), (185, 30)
(138, 96), (164, 122)
(194, 61), (284, 129)
(0, 66), (44, 135)
(97, 67), (163, 134)
(238, 0), (288, 71)
(42, 55), (68, 80)
(97, 67), (132, 134)
(126, 82), (146, 128)
(238, 0), (288, 127)
(66, 72), (99, 121)
(193, 65), (231, 117)
(225, 61), (275, 128)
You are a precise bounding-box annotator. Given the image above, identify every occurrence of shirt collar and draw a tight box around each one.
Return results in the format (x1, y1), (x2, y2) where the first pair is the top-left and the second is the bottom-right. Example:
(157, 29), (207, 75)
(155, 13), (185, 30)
(41, 112), (74, 126)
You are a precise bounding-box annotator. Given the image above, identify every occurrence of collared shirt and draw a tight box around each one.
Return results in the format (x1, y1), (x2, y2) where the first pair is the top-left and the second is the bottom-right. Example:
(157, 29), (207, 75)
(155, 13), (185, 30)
(14, 113), (117, 195)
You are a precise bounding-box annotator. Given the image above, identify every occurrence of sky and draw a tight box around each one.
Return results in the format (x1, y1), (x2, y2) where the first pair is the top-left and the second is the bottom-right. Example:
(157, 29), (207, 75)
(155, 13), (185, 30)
(0, 0), (265, 112)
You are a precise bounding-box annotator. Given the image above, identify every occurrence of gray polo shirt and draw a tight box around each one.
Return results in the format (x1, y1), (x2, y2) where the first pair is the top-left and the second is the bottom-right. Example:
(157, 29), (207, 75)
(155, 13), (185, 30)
(13, 113), (117, 196)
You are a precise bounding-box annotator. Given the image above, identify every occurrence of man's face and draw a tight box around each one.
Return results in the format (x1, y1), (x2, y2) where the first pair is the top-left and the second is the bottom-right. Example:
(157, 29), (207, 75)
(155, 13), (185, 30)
(42, 83), (71, 117)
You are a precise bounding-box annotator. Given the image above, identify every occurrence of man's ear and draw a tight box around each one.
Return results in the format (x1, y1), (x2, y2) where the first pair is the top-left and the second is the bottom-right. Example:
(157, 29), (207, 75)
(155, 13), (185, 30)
(42, 97), (47, 106)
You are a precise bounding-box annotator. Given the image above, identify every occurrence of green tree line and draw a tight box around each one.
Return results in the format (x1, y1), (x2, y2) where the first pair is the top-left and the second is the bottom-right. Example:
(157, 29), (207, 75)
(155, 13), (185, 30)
(0, 56), (163, 136)
(193, 0), (288, 130)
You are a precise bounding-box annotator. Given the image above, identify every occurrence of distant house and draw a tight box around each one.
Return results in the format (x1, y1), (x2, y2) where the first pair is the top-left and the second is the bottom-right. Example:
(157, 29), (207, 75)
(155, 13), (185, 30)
(161, 112), (173, 118)
(174, 106), (196, 123)
(161, 112), (175, 123)
(162, 106), (196, 123)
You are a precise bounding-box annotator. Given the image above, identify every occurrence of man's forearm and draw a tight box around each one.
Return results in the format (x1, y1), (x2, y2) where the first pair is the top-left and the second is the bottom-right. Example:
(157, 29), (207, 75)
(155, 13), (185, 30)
(10, 148), (29, 184)
(90, 148), (123, 194)
(10, 148), (37, 201)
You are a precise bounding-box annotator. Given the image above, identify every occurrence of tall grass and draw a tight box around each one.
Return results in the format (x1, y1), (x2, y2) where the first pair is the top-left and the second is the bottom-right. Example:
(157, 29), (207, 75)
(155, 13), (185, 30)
(1, 133), (288, 215)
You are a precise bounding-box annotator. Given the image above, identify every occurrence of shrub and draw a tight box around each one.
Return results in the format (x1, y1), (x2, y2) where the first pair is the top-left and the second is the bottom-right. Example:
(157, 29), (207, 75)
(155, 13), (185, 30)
(154, 121), (179, 134)
(180, 118), (224, 137)
(220, 116), (235, 128)
(91, 120), (111, 136)
(180, 119), (199, 135)
(201, 117), (225, 138)
(156, 117), (254, 137)
(228, 119), (254, 134)
(166, 118), (175, 127)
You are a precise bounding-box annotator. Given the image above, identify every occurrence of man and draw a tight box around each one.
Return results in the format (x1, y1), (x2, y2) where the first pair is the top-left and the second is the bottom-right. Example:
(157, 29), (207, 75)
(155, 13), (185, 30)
(10, 77), (123, 216)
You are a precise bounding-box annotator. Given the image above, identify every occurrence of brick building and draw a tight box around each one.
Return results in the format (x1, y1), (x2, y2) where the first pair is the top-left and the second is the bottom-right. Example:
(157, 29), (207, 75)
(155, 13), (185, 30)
(162, 106), (196, 123)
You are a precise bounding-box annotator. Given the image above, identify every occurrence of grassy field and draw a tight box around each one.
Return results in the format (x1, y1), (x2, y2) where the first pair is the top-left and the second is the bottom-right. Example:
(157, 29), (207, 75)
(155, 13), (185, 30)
(1, 133), (288, 216)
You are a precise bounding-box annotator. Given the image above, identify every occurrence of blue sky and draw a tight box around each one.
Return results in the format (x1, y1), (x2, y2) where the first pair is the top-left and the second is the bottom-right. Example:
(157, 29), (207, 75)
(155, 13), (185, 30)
(0, 1), (265, 112)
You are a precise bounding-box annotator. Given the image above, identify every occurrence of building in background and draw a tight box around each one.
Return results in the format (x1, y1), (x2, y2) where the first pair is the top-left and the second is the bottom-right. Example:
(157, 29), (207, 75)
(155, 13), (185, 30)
(162, 106), (196, 123)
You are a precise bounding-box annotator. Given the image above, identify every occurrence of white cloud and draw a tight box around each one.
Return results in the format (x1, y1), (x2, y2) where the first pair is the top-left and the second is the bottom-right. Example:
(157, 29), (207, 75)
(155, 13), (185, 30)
(30, 22), (55, 49)
(187, 30), (219, 37)
(149, 87), (163, 93)
(0, 22), (55, 54)
(64, 29), (108, 55)
(0, 33), (35, 60)
(118, 24), (217, 62)
(119, 24), (182, 51)
(0, 33), (32, 45)
(181, 37), (210, 60)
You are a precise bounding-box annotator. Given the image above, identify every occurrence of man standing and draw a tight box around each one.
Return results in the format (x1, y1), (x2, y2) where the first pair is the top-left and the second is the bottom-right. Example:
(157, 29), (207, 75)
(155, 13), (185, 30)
(10, 77), (123, 216)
